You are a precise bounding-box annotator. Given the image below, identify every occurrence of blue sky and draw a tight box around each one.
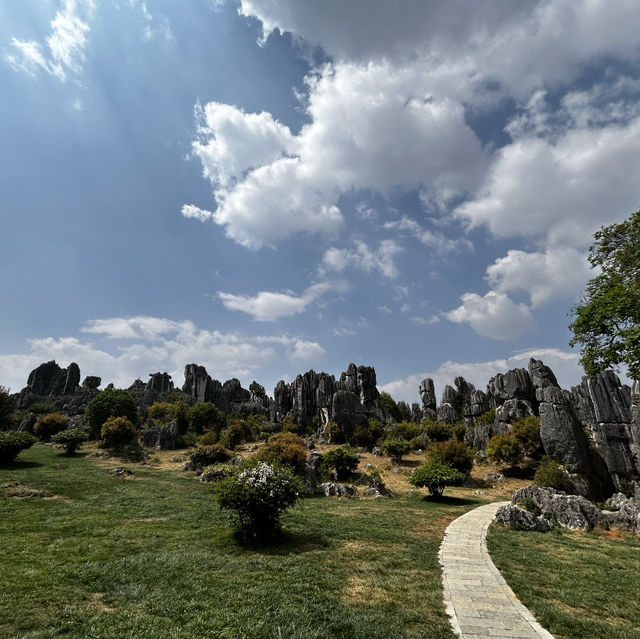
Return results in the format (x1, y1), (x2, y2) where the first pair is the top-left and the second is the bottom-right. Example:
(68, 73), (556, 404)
(1, 0), (639, 403)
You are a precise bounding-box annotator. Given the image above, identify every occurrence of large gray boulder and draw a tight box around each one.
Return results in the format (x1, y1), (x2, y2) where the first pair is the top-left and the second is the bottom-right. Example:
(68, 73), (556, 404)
(304, 450), (323, 495)
(512, 486), (602, 531)
(495, 504), (553, 532)
(488, 368), (535, 406)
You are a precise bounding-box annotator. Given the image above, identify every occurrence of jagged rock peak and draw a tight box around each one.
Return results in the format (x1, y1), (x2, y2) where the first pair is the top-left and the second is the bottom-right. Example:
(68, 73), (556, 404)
(25, 360), (80, 396)
(146, 372), (173, 394)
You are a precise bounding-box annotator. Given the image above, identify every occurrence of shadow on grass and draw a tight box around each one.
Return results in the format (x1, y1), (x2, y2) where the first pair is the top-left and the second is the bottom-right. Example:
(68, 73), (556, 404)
(3, 459), (45, 470)
(219, 527), (331, 555)
(423, 495), (480, 506)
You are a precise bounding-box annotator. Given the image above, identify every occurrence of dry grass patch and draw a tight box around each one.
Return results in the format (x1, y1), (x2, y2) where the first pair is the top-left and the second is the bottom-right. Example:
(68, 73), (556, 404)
(2, 481), (54, 499)
(341, 575), (391, 606)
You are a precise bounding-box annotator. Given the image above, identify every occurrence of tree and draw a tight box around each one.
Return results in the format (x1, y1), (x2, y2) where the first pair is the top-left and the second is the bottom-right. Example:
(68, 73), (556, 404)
(570, 210), (640, 379)
(410, 459), (465, 498)
(379, 392), (402, 422)
(486, 433), (523, 467)
(0, 386), (14, 430)
(85, 389), (138, 437)
(187, 402), (226, 435)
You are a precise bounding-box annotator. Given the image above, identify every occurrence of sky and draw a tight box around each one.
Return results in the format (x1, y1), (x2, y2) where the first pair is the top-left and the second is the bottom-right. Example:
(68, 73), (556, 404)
(1, 0), (639, 404)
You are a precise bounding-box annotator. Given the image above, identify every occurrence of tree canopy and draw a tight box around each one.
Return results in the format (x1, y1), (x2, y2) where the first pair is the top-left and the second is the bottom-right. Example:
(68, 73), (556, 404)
(570, 210), (640, 380)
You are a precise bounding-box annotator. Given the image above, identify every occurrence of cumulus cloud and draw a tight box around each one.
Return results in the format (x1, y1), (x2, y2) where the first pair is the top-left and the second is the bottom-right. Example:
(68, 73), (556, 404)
(383, 216), (471, 253)
(378, 347), (583, 404)
(218, 281), (346, 321)
(0, 316), (329, 392)
(321, 240), (401, 279)
(446, 291), (535, 340)
(181, 204), (214, 222)
(5, 0), (93, 82)
(486, 247), (591, 308)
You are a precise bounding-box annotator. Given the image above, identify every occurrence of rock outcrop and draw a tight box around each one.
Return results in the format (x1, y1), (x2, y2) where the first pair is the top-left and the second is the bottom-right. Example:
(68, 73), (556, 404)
(495, 504), (553, 532)
(15, 361), (81, 409)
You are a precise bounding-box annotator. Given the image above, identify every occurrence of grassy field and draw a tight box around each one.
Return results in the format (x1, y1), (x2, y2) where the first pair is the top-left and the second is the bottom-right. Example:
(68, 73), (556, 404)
(0, 443), (520, 639)
(487, 523), (640, 639)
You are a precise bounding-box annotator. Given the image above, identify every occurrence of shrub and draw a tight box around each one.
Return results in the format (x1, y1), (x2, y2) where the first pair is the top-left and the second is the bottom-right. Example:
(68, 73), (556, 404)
(219, 418), (256, 449)
(189, 444), (232, 469)
(198, 431), (218, 446)
(200, 463), (234, 483)
(353, 417), (385, 449)
(410, 459), (465, 497)
(214, 462), (302, 538)
(427, 439), (474, 474)
(27, 402), (56, 416)
(511, 416), (543, 458)
(388, 421), (421, 441)
(422, 420), (452, 442)
(322, 445), (360, 480)
(281, 414), (299, 433)
(452, 423), (466, 443)
(380, 438), (411, 462)
(0, 431), (36, 464)
(256, 432), (307, 475)
(85, 389), (137, 438)
(187, 402), (225, 435)
(51, 428), (88, 454)
(379, 392), (402, 422)
(486, 433), (523, 467)
(0, 386), (14, 430)
(324, 420), (345, 444)
(148, 401), (188, 430)
(517, 496), (541, 516)
(101, 416), (138, 449)
(533, 458), (573, 492)
(33, 413), (68, 441)
(476, 408), (496, 426)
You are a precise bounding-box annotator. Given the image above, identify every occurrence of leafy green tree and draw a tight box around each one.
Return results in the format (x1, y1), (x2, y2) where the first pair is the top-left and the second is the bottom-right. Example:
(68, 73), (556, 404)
(187, 402), (226, 435)
(511, 416), (543, 458)
(322, 445), (359, 480)
(570, 210), (640, 379)
(0, 386), (14, 430)
(486, 433), (523, 467)
(379, 392), (402, 422)
(51, 429), (88, 455)
(85, 389), (138, 438)
(0, 431), (36, 464)
(410, 459), (465, 497)
(380, 438), (411, 463)
(427, 439), (474, 474)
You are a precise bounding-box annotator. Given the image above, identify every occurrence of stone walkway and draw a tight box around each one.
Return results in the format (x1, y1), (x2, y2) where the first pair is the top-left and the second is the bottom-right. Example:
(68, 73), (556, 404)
(439, 501), (555, 639)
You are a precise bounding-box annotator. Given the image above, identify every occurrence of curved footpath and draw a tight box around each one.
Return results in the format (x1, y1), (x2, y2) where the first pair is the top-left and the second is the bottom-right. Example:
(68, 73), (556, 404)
(439, 502), (555, 639)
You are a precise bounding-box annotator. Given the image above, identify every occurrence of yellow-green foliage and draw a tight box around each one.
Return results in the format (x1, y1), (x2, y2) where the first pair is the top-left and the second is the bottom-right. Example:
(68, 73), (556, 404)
(256, 432), (307, 475)
(101, 416), (138, 449)
(34, 412), (68, 442)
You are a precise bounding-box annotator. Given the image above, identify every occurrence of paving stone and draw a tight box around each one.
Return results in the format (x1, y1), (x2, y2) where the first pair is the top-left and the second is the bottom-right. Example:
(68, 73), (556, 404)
(439, 502), (556, 639)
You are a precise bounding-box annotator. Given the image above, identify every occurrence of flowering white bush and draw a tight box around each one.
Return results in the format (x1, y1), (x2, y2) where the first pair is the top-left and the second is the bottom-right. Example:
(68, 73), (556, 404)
(214, 461), (302, 538)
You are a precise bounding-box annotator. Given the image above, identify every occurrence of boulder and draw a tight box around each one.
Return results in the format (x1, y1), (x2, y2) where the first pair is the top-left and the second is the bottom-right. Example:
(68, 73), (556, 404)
(512, 486), (602, 531)
(602, 493), (640, 533)
(487, 368), (535, 406)
(304, 450), (323, 495)
(495, 504), (553, 532)
(319, 482), (358, 497)
(82, 376), (101, 389)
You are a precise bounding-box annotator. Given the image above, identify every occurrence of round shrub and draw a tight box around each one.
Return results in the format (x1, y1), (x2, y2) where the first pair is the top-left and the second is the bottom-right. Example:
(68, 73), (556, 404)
(85, 389), (137, 438)
(200, 463), (234, 483)
(51, 428), (88, 454)
(219, 418), (254, 449)
(33, 412), (68, 442)
(256, 432), (307, 475)
(486, 433), (523, 467)
(380, 438), (411, 462)
(422, 420), (452, 442)
(198, 431), (218, 446)
(511, 415), (543, 458)
(0, 431), (36, 464)
(388, 421), (421, 441)
(101, 416), (138, 449)
(427, 439), (474, 474)
(187, 402), (226, 435)
(410, 459), (465, 497)
(533, 458), (573, 492)
(189, 444), (232, 469)
(322, 445), (359, 480)
(214, 461), (302, 538)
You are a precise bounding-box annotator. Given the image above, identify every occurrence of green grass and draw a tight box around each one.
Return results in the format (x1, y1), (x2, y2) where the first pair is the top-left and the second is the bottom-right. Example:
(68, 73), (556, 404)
(487, 523), (640, 639)
(0, 444), (485, 639)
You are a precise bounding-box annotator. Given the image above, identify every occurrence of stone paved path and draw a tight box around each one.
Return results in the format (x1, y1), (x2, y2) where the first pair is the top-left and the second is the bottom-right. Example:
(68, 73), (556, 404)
(439, 501), (555, 639)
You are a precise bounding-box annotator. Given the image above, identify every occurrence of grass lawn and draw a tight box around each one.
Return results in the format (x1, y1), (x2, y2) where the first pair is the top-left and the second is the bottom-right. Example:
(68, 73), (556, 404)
(487, 523), (640, 639)
(0, 443), (512, 639)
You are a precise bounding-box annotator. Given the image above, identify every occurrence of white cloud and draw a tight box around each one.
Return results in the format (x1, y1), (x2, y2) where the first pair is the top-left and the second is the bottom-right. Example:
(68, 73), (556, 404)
(5, 0), (93, 82)
(486, 247), (592, 308)
(383, 216), (471, 253)
(378, 347), (583, 404)
(455, 117), (640, 248)
(411, 315), (440, 326)
(181, 204), (214, 222)
(0, 316), (330, 392)
(321, 240), (401, 279)
(218, 280), (345, 321)
(446, 291), (535, 340)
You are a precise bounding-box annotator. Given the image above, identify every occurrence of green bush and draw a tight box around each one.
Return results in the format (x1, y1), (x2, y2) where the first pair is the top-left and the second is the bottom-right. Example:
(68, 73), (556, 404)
(511, 416), (543, 458)
(198, 431), (218, 446)
(422, 420), (452, 442)
(380, 438), (411, 462)
(200, 463), (234, 483)
(324, 420), (345, 444)
(486, 433), (523, 466)
(0, 386), (14, 430)
(322, 445), (360, 480)
(427, 439), (474, 474)
(410, 459), (465, 497)
(476, 408), (496, 426)
(388, 421), (421, 441)
(452, 423), (466, 443)
(0, 431), (36, 464)
(353, 417), (385, 449)
(214, 461), (302, 538)
(189, 444), (232, 469)
(148, 401), (188, 430)
(219, 418), (257, 449)
(101, 416), (138, 449)
(379, 392), (402, 422)
(187, 402), (226, 435)
(533, 458), (573, 492)
(33, 412), (68, 441)
(27, 402), (56, 416)
(256, 432), (307, 475)
(85, 389), (137, 438)
(517, 496), (541, 516)
(281, 414), (299, 433)
(51, 428), (88, 454)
